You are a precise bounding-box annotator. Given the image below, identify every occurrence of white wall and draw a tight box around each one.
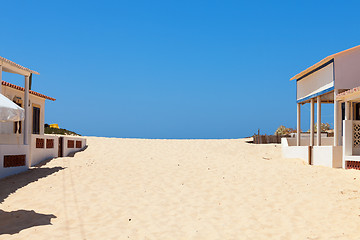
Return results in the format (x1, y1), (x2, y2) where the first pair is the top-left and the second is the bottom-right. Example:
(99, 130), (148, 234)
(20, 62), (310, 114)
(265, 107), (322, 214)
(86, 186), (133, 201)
(281, 138), (309, 161)
(333, 146), (343, 168)
(30, 135), (58, 166)
(0, 85), (46, 136)
(312, 146), (333, 168)
(0, 134), (24, 145)
(312, 146), (342, 168)
(31, 135), (87, 165)
(343, 120), (353, 157)
(335, 48), (360, 89)
(61, 136), (87, 157)
(282, 138), (342, 168)
(285, 137), (334, 146)
(297, 62), (334, 101)
(0, 144), (29, 179)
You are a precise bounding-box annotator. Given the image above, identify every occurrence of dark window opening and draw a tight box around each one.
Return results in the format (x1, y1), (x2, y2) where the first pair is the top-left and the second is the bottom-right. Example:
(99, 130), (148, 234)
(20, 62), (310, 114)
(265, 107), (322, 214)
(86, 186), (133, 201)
(33, 106), (40, 134)
(355, 103), (360, 120)
(13, 101), (22, 134)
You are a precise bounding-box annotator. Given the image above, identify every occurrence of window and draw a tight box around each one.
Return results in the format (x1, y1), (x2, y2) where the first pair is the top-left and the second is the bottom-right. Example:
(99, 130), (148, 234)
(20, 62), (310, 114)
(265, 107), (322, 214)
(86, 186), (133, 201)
(13, 98), (22, 134)
(355, 103), (360, 121)
(33, 106), (40, 134)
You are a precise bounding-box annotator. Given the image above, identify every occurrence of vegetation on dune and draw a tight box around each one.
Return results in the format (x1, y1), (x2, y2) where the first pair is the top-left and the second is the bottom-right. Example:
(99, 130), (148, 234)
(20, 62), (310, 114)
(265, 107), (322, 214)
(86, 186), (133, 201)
(314, 122), (331, 133)
(274, 125), (296, 135)
(306, 123), (332, 133)
(275, 122), (332, 135)
(44, 124), (81, 136)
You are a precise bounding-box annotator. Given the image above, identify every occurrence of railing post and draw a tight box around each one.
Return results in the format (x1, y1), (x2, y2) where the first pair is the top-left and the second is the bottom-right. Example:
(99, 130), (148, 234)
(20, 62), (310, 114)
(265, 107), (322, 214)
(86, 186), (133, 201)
(0, 65), (2, 93)
(317, 96), (321, 146)
(334, 90), (339, 146)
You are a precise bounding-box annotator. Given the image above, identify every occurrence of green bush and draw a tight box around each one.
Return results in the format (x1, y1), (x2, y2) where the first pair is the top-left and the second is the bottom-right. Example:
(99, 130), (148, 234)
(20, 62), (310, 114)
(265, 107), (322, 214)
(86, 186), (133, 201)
(274, 125), (296, 135)
(44, 126), (81, 136)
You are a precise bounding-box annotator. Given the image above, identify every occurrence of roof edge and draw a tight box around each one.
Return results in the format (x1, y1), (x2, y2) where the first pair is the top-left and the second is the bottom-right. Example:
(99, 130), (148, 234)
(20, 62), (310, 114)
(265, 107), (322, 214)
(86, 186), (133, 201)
(290, 45), (360, 81)
(0, 56), (40, 75)
(2, 81), (55, 101)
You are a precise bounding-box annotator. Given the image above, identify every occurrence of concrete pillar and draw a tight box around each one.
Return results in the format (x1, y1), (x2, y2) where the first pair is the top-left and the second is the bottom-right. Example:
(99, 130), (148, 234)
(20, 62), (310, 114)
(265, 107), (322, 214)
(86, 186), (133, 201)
(24, 76), (30, 145)
(310, 98), (315, 146)
(317, 96), (321, 146)
(0, 65), (2, 93)
(345, 101), (350, 120)
(334, 89), (339, 146)
(297, 103), (301, 146)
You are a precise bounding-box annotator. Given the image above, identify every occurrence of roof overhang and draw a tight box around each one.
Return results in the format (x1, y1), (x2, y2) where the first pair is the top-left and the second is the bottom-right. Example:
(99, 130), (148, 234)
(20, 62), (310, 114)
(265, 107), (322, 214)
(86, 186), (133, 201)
(0, 56), (39, 76)
(336, 86), (360, 102)
(290, 45), (360, 81)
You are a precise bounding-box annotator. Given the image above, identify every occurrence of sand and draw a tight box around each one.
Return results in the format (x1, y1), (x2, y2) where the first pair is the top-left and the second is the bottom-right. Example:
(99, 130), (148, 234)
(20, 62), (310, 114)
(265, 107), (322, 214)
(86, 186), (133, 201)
(1, 137), (360, 239)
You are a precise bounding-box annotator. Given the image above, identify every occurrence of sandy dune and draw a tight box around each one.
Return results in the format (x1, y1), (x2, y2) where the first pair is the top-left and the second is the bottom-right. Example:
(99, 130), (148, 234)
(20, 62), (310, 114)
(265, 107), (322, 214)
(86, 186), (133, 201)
(1, 137), (360, 239)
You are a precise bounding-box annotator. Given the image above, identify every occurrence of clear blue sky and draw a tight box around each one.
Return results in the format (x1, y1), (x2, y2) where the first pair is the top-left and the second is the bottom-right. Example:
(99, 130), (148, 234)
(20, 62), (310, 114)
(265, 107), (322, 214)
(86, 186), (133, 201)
(0, 1), (359, 138)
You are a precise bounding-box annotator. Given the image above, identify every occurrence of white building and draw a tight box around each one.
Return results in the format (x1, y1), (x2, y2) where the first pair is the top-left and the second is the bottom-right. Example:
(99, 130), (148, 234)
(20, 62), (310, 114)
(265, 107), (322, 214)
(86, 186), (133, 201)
(282, 45), (360, 168)
(0, 56), (86, 178)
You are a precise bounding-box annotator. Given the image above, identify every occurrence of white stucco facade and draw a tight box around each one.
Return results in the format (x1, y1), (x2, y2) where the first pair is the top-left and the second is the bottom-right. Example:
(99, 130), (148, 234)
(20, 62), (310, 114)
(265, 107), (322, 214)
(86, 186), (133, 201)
(0, 56), (87, 179)
(0, 83), (46, 138)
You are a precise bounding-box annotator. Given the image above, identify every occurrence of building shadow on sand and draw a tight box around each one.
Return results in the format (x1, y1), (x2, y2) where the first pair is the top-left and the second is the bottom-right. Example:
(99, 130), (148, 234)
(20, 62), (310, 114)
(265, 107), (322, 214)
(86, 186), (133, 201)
(0, 166), (64, 234)
(0, 166), (64, 204)
(0, 209), (56, 235)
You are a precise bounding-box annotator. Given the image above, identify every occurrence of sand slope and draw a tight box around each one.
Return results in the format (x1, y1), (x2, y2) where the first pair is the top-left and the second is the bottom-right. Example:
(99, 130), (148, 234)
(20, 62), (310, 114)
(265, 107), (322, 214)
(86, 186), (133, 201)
(1, 137), (360, 239)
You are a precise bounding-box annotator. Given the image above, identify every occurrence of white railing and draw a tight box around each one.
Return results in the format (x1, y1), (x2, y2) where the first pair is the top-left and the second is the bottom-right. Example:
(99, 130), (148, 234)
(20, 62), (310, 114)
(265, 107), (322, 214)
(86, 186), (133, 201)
(343, 120), (360, 157)
(353, 121), (360, 155)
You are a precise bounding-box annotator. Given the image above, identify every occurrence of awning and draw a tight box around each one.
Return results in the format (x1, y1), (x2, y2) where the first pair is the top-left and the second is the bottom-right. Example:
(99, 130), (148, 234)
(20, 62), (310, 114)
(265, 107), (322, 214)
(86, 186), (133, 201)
(0, 93), (24, 122)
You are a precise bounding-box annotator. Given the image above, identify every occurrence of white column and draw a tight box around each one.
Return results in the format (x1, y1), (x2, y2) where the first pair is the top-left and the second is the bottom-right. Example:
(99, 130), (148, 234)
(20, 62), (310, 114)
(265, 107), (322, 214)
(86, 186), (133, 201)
(334, 89), (339, 146)
(317, 96), (321, 146)
(310, 98), (315, 146)
(297, 103), (301, 146)
(24, 76), (30, 145)
(345, 101), (350, 120)
(0, 65), (2, 93)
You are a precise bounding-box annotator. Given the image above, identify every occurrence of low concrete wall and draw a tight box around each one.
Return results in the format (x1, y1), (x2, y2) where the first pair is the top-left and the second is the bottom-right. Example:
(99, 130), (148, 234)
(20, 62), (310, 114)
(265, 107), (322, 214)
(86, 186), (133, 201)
(0, 135), (87, 179)
(31, 135), (87, 166)
(312, 146), (333, 168)
(31, 135), (59, 166)
(312, 146), (343, 168)
(282, 138), (343, 168)
(286, 137), (334, 146)
(281, 138), (309, 161)
(0, 144), (29, 179)
(62, 136), (87, 157)
(333, 146), (343, 168)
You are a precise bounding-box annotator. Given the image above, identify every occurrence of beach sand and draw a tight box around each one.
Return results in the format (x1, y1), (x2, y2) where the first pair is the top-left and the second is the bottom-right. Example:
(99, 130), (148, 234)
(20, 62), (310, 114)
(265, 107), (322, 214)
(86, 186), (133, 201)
(1, 137), (360, 239)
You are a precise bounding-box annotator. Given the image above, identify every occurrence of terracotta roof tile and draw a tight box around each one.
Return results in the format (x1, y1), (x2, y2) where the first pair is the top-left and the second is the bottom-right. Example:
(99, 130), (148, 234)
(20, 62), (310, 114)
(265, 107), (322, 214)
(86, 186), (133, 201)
(2, 81), (56, 101)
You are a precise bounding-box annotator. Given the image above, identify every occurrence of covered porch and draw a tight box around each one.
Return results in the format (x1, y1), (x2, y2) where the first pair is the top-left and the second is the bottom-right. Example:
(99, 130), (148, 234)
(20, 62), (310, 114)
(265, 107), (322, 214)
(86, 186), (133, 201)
(336, 87), (360, 169)
(282, 51), (346, 168)
(0, 56), (38, 146)
(0, 56), (38, 177)
(282, 88), (343, 168)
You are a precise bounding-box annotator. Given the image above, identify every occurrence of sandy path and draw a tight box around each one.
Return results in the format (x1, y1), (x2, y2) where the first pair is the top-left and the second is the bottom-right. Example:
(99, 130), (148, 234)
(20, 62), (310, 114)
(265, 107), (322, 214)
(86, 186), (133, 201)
(1, 137), (360, 239)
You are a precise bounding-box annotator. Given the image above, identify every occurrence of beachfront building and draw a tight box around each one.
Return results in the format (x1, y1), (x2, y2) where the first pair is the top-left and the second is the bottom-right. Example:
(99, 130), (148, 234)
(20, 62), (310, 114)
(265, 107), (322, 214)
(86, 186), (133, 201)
(0, 56), (86, 178)
(282, 45), (360, 168)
